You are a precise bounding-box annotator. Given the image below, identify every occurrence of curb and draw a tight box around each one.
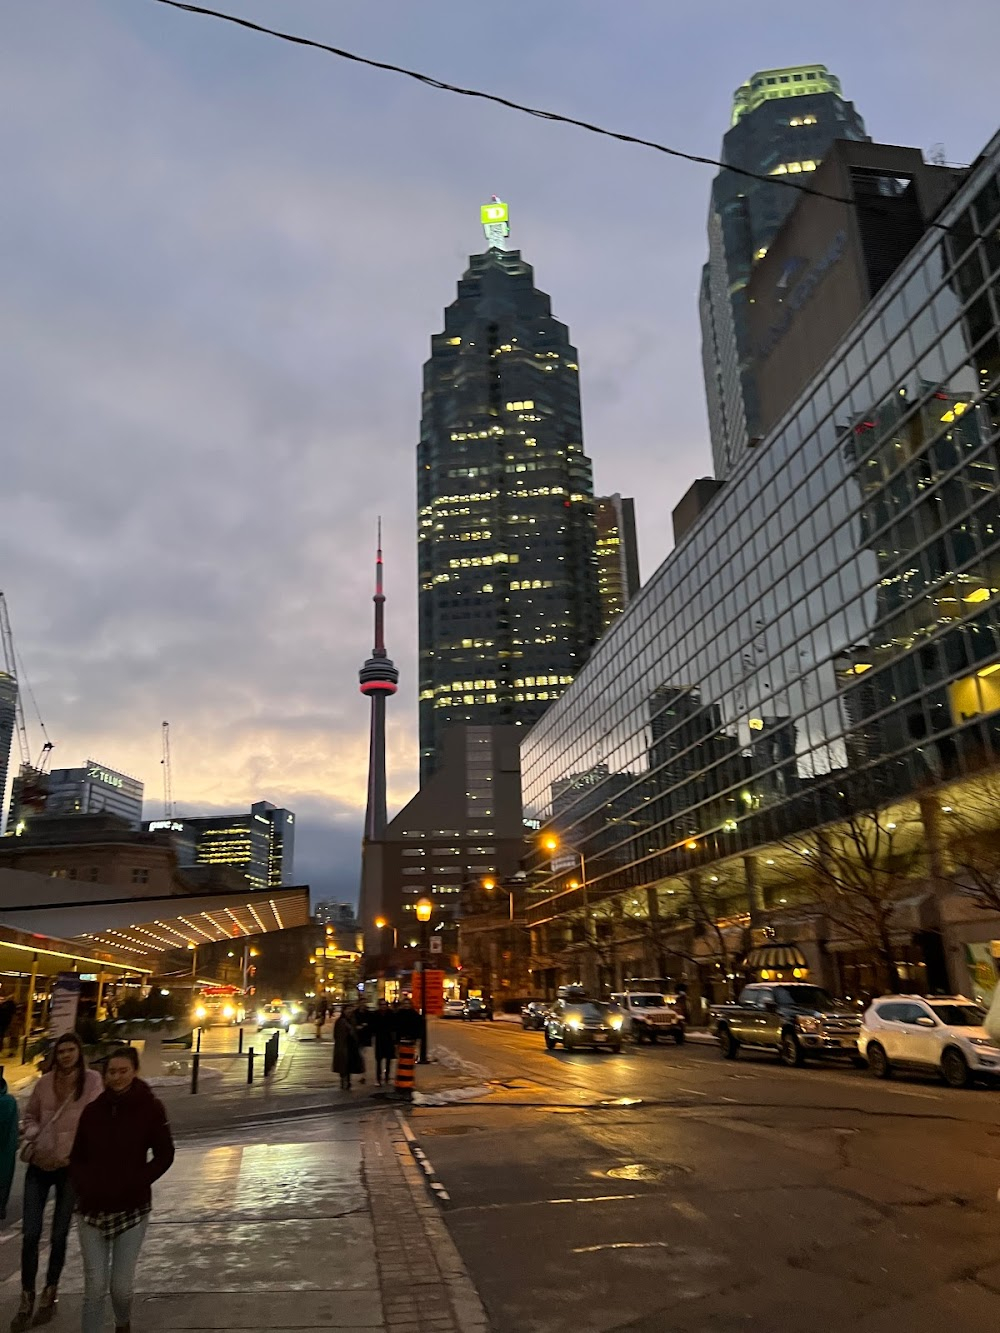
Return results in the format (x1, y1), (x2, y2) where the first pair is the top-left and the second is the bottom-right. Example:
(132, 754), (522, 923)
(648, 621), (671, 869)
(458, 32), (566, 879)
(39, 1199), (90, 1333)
(392, 1112), (491, 1330)
(397, 1112), (452, 1203)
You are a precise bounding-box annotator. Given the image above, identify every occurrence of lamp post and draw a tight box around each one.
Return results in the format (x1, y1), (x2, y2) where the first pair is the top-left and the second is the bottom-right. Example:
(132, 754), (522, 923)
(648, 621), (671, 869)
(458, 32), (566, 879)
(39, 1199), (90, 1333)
(415, 897), (433, 1064)
(374, 916), (398, 950)
(542, 834), (597, 990)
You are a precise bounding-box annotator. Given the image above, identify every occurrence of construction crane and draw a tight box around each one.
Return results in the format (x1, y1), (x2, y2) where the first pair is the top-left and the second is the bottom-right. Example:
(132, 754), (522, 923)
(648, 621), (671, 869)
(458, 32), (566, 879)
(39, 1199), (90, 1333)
(161, 720), (174, 818)
(0, 592), (55, 829)
(0, 591), (31, 769)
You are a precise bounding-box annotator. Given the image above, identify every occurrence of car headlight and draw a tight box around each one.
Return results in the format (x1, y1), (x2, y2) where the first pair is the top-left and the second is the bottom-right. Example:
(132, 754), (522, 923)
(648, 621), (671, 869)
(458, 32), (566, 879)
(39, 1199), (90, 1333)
(257, 1010), (267, 1023)
(796, 1016), (822, 1034)
(610, 1017), (623, 1030)
(567, 1018), (582, 1030)
(968, 1037), (1000, 1050)
(195, 1006), (207, 1020)
(222, 1005), (235, 1019)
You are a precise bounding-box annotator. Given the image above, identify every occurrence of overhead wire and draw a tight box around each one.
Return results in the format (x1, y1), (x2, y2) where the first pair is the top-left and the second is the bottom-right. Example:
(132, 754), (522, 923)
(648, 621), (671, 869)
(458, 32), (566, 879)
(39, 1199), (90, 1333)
(147, 0), (963, 235)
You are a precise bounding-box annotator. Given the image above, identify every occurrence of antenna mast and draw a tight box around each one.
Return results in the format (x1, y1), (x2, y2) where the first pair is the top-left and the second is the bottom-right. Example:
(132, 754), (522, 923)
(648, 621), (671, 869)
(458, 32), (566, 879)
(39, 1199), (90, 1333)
(161, 720), (173, 818)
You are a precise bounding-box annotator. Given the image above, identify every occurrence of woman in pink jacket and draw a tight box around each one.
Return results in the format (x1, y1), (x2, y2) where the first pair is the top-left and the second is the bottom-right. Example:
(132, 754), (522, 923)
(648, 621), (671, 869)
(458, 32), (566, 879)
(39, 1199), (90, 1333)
(11, 1032), (102, 1330)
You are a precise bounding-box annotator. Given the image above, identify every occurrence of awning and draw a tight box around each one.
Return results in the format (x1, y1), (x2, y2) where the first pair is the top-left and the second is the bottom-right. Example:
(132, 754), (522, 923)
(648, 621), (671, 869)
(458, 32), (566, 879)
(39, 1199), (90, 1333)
(745, 944), (809, 971)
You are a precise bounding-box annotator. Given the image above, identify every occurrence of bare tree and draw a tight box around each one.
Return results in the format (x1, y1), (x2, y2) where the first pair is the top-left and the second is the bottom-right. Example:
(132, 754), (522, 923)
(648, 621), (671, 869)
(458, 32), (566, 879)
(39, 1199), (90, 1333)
(932, 771), (1000, 916)
(777, 800), (920, 993)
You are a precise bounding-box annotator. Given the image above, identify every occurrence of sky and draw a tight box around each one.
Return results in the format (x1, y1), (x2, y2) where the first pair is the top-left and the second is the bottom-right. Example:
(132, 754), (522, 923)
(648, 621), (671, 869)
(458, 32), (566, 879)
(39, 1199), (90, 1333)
(3, 0), (999, 904)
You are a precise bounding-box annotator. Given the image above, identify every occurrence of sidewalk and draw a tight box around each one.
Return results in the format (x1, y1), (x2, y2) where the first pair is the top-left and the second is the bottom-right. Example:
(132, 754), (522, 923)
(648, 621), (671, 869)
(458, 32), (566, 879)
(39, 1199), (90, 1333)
(0, 1109), (489, 1331)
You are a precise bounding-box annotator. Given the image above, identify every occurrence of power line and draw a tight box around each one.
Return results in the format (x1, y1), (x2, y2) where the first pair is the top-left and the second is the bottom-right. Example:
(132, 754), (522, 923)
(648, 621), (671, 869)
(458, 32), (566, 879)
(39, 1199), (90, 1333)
(148, 0), (959, 230)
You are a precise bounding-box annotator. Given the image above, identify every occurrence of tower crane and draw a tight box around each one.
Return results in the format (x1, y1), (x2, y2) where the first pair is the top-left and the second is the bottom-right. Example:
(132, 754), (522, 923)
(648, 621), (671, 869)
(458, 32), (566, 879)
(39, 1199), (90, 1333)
(161, 720), (174, 818)
(0, 592), (55, 829)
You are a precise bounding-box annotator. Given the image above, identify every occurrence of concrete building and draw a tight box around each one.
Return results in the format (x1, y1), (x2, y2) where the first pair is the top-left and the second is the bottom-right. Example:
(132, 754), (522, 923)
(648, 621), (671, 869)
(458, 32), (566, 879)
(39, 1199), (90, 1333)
(360, 724), (526, 958)
(417, 204), (602, 781)
(700, 64), (868, 479)
(523, 126), (1000, 1003)
(747, 139), (964, 439)
(595, 494), (641, 631)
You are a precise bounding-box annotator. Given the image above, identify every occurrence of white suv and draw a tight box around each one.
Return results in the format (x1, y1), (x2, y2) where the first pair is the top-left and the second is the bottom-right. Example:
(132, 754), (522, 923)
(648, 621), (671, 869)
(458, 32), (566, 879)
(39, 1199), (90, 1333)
(859, 995), (1000, 1088)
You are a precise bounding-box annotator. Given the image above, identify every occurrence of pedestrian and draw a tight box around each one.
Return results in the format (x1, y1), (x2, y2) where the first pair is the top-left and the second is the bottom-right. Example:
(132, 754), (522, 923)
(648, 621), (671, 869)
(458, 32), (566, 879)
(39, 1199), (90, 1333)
(674, 983), (690, 1025)
(314, 1000), (327, 1042)
(11, 1032), (102, 1331)
(332, 1006), (361, 1091)
(354, 1002), (372, 1085)
(69, 1045), (175, 1333)
(0, 1072), (17, 1223)
(369, 999), (396, 1086)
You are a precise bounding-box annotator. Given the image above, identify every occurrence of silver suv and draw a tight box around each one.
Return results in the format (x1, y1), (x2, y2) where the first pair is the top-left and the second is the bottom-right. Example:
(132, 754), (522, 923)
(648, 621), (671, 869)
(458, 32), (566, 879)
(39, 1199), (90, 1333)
(860, 995), (1000, 1088)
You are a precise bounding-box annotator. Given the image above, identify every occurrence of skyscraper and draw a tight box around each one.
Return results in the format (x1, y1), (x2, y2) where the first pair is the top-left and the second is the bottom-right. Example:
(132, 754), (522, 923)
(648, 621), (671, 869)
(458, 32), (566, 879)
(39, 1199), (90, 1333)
(0, 674), (16, 832)
(700, 64), (868, 479)
(594, 494), (640, 631)
(418, 202), (602, 780)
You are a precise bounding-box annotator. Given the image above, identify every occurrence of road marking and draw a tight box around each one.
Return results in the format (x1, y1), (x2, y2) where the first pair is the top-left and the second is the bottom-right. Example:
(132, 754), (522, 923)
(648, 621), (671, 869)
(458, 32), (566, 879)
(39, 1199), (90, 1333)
(672, 1200), (708, 1222)
(677, 1087), (709, 1097)
(573, 1241), (672, 1253)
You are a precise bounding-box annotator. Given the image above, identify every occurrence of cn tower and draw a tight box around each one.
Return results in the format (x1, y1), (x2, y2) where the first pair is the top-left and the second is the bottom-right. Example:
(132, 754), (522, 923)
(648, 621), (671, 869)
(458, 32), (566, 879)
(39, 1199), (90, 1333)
(359, 521), (398, 843)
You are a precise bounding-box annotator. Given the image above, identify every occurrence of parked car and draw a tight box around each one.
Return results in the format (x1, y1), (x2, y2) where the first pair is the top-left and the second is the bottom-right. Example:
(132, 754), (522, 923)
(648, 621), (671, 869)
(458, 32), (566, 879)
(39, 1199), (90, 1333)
(443, 999), (466, 1019)
(860, 995), (1000, 1088)
(463, 998), (491, 1021)
(711, 983), (863, 1066)
(544, 999), (623, 1053)
(521, 1001), (549, 1030)
(609, 991), (685, 1044)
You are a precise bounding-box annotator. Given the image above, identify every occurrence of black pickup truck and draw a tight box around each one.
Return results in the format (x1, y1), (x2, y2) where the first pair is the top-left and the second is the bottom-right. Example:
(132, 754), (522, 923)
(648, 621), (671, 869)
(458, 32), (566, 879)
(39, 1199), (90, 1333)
(710, 982), (864, 1067)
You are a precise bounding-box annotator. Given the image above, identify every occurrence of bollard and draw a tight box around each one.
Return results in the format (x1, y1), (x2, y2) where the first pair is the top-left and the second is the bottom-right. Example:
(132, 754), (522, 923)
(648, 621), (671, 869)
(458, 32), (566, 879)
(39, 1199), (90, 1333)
(394, 1039), (416, 1100)
(196, 1027), (202, 1052)
(190, 1051), (200, 1095)
(247, 1047), (255, 1084)
(238, 1027), (244, 1054)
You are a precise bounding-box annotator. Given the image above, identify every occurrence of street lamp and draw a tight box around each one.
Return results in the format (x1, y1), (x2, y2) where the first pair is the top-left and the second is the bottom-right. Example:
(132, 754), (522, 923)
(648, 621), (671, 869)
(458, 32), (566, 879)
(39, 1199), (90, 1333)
(374, 916), (398, 950)
(415, 897), (433, 1064)
(541, 833), (596, 989)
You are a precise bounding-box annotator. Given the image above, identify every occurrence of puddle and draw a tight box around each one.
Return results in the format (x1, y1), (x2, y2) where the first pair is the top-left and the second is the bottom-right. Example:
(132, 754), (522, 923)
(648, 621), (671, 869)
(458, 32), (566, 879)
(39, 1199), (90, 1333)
(604, 1162), (691, 1182)
(421, 1124), (483, 1136)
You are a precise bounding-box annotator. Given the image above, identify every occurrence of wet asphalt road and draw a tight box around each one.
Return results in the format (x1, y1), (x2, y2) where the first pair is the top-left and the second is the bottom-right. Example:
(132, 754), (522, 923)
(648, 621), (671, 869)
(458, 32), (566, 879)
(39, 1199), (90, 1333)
(412, 1019), (1000, 1332)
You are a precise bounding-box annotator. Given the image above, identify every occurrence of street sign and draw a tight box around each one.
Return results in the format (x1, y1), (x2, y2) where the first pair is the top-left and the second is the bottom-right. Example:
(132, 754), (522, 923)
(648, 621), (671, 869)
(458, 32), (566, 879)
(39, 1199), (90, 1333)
(429, 935), (443, 954)
(413, 969), (445, 1015)
(48, 973), (81, 1039)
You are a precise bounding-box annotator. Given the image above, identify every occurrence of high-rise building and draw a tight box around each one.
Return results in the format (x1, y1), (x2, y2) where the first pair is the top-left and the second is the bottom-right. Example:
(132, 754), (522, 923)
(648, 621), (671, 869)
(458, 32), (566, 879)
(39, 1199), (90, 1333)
(0, 674), (16, 832)
(9, 759), (144, 832)
(418, 202), (602, 781)
(594, 494), (640, 631)
(700, 64), (868, 479)
(145, 800), (295, 889)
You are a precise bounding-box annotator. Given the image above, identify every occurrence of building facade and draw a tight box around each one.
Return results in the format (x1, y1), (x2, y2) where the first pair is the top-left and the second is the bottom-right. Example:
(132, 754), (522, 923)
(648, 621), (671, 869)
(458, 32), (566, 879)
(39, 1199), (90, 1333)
(361, 724), (525, 957)
(9, 759), (144, 832)
(524, 128), (1000, 1003)
(747, 140), (964, 439)
(595, 494), (641, 631)
(145, 801), (295, 890)
(418, 233), (602, 781)
(700, 64), (868, 479)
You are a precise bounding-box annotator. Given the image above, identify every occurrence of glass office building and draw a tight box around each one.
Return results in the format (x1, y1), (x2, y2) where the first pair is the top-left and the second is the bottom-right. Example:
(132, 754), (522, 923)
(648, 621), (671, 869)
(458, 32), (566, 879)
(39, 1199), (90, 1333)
(700, 65), (868, 479)
(524, 129), (1000, 990)
(418, 244), (602, 781)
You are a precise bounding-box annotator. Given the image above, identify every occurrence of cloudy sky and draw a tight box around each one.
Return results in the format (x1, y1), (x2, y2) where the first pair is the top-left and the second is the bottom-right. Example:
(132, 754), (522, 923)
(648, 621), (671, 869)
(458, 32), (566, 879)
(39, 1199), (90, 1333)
(3, 0), (998, 903)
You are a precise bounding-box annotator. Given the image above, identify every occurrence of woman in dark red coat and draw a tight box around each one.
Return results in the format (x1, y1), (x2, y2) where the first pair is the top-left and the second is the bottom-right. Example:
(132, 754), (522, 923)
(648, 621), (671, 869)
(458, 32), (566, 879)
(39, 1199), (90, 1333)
(69, 1046), (174, 1333)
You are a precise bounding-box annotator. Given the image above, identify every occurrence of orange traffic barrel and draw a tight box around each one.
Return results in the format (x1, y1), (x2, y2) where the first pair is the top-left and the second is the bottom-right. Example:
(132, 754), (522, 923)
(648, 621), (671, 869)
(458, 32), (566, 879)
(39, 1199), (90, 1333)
(395, 1039), (416, 1094)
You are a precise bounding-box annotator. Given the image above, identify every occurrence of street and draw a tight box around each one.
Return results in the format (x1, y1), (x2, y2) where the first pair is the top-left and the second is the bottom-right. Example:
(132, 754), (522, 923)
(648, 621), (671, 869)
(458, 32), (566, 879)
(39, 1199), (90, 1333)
(411, 1019), (1000, 1332)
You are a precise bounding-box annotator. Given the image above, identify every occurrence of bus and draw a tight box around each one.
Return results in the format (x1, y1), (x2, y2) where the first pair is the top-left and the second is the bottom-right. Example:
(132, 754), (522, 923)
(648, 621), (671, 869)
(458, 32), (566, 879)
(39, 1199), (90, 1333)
(193, 985), (245, 1027)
